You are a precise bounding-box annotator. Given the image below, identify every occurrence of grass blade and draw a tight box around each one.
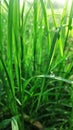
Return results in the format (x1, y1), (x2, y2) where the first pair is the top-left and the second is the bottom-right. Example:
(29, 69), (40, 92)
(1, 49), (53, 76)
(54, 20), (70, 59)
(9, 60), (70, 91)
(0, 119), (11, 129)
(11, 117), (19, 130)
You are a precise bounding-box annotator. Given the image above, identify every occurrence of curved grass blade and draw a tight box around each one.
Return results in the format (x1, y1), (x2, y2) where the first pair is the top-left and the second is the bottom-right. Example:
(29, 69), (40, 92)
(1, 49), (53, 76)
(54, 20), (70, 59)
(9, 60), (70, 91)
(36, 74), (73, 84)
(11, 117), (19, 130)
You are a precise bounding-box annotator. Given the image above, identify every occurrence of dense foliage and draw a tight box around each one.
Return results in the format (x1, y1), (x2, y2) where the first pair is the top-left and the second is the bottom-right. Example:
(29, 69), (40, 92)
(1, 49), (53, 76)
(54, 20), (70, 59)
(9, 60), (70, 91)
(0, 0), (73, 130)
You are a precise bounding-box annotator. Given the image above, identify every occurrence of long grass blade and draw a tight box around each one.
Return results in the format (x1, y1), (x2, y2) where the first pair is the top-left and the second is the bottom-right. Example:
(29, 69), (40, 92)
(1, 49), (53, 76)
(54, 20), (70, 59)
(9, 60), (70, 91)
(8, 0), (15, 94)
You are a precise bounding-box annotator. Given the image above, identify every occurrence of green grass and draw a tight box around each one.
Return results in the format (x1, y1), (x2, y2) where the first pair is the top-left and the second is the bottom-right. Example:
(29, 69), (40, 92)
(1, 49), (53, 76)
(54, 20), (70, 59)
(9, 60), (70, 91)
(0, 0), (73, 130)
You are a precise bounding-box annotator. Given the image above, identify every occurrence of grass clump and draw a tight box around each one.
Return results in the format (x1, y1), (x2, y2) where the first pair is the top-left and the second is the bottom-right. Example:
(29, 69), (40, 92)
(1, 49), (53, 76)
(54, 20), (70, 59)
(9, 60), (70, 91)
(0, 0), (73, 130)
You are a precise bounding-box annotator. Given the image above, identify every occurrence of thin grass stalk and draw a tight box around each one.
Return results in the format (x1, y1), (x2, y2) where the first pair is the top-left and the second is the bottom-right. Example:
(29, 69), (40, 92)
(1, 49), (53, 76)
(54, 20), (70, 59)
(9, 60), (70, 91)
(20, 0), (25, 79)
(7, 0), (15, 95)
(49, 0), (63, 57)
(60, 0), (68, 25)
(64, 0), (73, 49)
(0, 1), (2, 56)
(49, 0), (57, 28)
(37, 4), (43, 71)
(33, 0), (38, 74)
(40, 0), (50, 52)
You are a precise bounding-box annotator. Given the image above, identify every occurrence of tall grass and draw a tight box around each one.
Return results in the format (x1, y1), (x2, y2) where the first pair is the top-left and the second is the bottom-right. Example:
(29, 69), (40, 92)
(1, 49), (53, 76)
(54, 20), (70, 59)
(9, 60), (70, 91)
(0, 0), (73, 130)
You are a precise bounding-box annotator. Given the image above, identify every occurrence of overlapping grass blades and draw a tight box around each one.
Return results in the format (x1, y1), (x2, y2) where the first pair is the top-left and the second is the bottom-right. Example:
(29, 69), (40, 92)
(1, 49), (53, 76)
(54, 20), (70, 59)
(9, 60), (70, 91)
(0, 0), (73, 129)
